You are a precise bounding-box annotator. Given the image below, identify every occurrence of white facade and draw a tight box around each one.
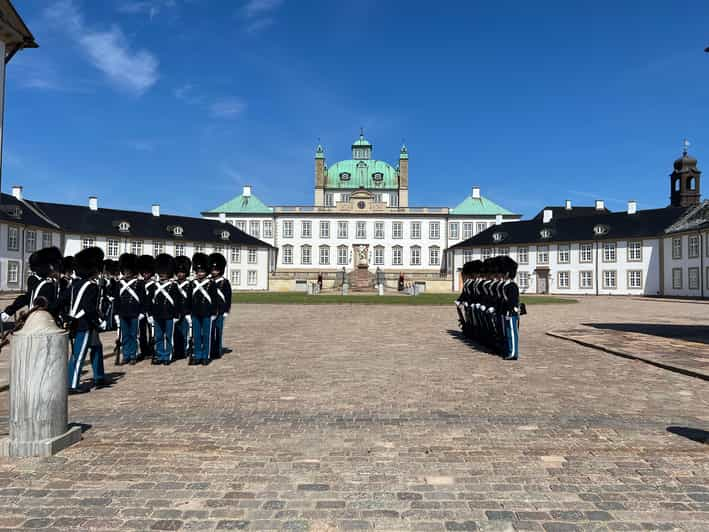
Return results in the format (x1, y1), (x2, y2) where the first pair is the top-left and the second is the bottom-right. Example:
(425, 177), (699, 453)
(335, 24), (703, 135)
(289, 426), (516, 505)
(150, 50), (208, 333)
(662, 230), (709, 298)
(0, 222), (62, 291)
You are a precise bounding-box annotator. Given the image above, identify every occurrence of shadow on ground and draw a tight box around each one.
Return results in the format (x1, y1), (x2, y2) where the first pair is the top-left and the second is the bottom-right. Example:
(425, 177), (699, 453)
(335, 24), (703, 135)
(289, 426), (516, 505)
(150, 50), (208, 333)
(667, 426), (709, 444)
(446, 329), (501, 357)
(583, 323), (709, 344)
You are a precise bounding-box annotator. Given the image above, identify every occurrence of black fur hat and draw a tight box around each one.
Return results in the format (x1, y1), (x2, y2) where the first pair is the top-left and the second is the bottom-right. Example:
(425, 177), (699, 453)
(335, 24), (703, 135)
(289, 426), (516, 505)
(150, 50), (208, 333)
(175, 255), (191, 274)
(499, 256), (518, 279)
(119, 253), (138, 275)
(104, 259), (120, 276)
(137, 254), (156, 275)
(208, 252), (227, 275)
(75, 247), (104, 278)
(62, 256), (74, 275)
(192, 252), (209, 273)
(470, 260), (483, 276)
(28, 251), (40, 272)
(34, 247), (63, 277)
(155, 253), (175, 276)
(462, 261), (476, 277)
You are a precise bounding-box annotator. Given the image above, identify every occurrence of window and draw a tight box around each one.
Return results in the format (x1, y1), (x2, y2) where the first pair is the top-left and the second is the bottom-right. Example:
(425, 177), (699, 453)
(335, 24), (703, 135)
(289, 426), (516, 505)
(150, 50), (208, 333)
(390, 193), (399, 207)
(235, 220), (246, 232)
(325, 193), (334, 207)
(247, 270), (257, 286)
(410, 222), (421, 239)
(429, 246), (440, 266)
(558, 271), (570, 289)
(392, 222), (403, 239)
(231, 247), (241, 264)
(688, 235), (699, 258)
(230, 270), (241, 286)
(519, 272), (529, 289)
(392, 246), (402, 266)
(248, 248), (257, 264)
(107, 239), (120, 258)
(320, 221), (330, 239)
(482, 248), (492, 260)
(175, 243), (185, 257)
(82, 237), (95, 250)
(374, 221), (384, 239)
(373, 193), (382, 203)
(7, 261), (19, 283)
(603, 270), (617, 289)
(462, 223), (474, 239)
(341, 193), (350, 203)
(337, 245), (348, 265)
(127, 240), (141, 255)
(517, 247), (529, 264)
(172, 226), (183, 237)
(319, 246), (330, 265)
(429, 222), (440, 239)
(557, 244), (570, 264)
(628, 270), (642, 289)
(337, 221), (348, 239)
(374, 246), (384, 265)
(410, 246), (421, 266)
(580, 271), (593, 289)
(497, 247), (509, 257)
(602, 242), (616, 262)
(627, 241), (642, 262)
(356, 221), (366, 239)
(537, 246), (549, 265)
(214, 245), (224, 256)
(194, 243), (204, 253)
(282, 245), (293, 265)
(672, 268), (682, 289)
(301, 245), (312, 265)
(688, 267), (700, 290)
(449, 222), (459, 240)
(249, 221), (260, 238)
(42, 232), (52, 249)
(580, 243), (593, 263)
(7, 227), (18, 251)
(282, 220), (293, 238)
(153, 241), (164, 257)
(301, 221), (312, 238)
(263, 221), (273, 238)
(118, 221), (131, 233)
(475, 222), (486, 235)
(463, 249), (474, 263)
(672, 237), (682, 259)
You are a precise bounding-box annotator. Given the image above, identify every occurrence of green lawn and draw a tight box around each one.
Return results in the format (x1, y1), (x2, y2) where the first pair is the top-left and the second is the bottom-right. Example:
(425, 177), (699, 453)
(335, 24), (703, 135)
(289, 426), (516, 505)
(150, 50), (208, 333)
(232, 292), (576, 305)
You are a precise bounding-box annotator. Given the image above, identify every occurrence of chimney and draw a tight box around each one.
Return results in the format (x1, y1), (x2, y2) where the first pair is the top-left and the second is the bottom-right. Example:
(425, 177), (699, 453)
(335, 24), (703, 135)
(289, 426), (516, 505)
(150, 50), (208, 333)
(243, 185), (252, 198)
(152, 203), (160, 217)
(595, 200), (605, 211)
(219, 212), (227, 224)
(542, 209), (553, 224)
(471, 186), (481, 199)
(627, 200), (637, 215)
(495, 214), (503, 225)
(88, 196), (98, 211)
(565, 199), (572, 210)
(11, 185), (22, 200)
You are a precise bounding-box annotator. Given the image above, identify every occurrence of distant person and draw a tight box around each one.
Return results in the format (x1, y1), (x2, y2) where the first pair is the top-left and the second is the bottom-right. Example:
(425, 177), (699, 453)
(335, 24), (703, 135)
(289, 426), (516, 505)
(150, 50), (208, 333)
(173, 256), (193, 359)
(115, 253), (145, 366)
(317, 273), (323, 292)
(397, 273), (404, 291)
(209, 253), (230, 359)
(151, 254), (182, 365)
(190, 253), (217, 366)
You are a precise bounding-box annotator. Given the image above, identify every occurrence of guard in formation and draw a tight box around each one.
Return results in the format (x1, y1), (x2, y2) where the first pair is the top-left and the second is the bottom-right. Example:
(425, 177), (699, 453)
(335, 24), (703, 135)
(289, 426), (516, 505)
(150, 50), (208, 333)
(455, 256), (523, 360)
(1, 247), (232, 392)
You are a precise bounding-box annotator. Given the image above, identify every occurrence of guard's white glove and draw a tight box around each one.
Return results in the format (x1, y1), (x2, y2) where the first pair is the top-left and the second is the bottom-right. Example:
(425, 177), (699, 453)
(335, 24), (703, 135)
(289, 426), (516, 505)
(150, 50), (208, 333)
(223, 312), (229, 319)
(1, 312), (10, 322)
(138, 313), (145, 321)
(147, 316), (154, 326)
(114, 315), (120, 326)
(210, 315), (217, 320)
(99, 320), (107, 331)
(186, 315), (192, 327)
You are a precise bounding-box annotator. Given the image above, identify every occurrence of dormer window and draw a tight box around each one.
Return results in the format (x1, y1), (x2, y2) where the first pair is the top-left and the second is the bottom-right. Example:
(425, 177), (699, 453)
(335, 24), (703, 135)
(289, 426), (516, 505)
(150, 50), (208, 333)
(172, 226), (184, 237)
(220, 230), (230, 241)
(540, 228), (552, 239)
(118, 221), (131, 233)
(372, 172), (384, 181)
(339, 172), (351, 181)
(492, 232), (507, 243)
(593, 224), (609, 236)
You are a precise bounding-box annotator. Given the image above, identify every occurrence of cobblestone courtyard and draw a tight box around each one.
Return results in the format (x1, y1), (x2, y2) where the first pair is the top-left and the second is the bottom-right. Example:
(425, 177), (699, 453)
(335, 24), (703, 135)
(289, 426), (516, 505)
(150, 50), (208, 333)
(0, 298), (708, 531)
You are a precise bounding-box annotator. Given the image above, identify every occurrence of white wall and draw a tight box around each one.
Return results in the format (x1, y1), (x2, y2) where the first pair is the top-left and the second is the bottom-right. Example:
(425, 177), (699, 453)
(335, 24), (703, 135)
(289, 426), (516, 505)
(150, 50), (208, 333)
(0, 223), (62, 291)
(662, 231), (708, 298)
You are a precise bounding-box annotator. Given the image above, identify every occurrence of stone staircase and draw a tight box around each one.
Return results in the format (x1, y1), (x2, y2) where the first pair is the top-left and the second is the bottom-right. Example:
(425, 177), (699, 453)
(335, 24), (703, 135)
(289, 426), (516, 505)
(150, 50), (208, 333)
(348, 267), (375, 292)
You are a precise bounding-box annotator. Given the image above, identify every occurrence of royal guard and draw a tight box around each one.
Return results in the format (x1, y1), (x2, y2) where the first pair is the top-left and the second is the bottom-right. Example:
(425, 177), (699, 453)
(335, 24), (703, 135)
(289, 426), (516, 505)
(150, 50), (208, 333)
(190, 253), (217, 366)
(115, 253), (145, 365)
(151, 254), (182, 365)
(101, 259), (120, 332)
(173, 255), (192, 359)
(26, 246), (64, 323)
(137, 254), (156, 360)
(67, 247), (108, 393)
(501, 256), (521, 361)
(208, 252), (230, 359)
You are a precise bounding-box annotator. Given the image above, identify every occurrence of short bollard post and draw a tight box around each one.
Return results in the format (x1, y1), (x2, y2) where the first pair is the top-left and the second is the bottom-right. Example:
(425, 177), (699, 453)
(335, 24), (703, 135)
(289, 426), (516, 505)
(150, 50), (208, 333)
(1, 310), (82, 457)
(342, 282), (349, 296)
(378, 284), (384, 296)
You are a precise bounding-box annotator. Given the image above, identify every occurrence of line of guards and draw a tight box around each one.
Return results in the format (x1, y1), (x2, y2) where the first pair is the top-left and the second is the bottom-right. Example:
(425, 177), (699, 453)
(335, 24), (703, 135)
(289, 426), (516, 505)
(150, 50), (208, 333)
(455, 256), (525, 360)
(1, 246), (231, 394)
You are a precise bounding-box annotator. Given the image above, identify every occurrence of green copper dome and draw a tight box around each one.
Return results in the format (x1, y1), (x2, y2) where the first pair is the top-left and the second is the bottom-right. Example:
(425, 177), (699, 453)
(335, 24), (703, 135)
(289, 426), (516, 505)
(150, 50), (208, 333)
(326, 159), (398, 189)
(352, 134), (372, 147)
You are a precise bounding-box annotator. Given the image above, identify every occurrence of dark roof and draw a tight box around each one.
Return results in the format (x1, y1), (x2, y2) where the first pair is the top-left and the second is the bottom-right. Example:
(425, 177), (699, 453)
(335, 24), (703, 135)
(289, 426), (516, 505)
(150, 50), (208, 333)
(532, 205), (610, 220)
(450, 206), (688, 249)
(664, 201), (709, 234)
(23, 199), (271, 248)
(0, 193), (60, 230)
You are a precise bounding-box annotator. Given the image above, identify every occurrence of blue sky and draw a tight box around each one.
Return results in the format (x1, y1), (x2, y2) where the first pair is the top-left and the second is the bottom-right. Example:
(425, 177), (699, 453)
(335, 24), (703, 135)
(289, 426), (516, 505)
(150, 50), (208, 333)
(5, 0), (709, 219)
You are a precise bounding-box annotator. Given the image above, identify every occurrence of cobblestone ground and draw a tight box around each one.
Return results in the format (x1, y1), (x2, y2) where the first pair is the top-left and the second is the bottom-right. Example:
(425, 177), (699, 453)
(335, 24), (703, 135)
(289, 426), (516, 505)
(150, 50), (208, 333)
(0, 297), (708, 531)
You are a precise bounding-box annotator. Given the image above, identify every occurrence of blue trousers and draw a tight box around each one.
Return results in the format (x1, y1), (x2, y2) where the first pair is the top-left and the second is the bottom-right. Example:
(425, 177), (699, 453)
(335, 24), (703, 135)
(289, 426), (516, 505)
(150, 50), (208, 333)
(174, 317), (190, 357)
(68, 330), (105, 389)
(192, 316), (213, 360)
(211, 315), (224, 358)
(504, 315), (520, 359)
(155, 318), (176, 362)
(120, 317), (139, 363)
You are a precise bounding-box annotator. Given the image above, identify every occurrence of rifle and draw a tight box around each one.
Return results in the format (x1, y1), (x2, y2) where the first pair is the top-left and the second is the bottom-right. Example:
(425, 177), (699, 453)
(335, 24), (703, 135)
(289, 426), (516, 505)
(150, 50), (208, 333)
(113, 319), (122, 365)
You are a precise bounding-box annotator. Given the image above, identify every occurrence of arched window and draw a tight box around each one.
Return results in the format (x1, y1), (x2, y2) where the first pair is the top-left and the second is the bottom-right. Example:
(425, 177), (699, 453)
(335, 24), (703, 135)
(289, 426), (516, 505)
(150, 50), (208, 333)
(337, 245), (349, 265)
(429, 245), (440, 266)
(674, 178), (681, 192)
(410, 245), (421, 266)
(373, 245), (384, 265)
(300, 245), (312, 265)
(392, 245), (403, 266)
(688, 177), (696, 191)
(319, 245), (330, 265)
(282, 245), (293, 265)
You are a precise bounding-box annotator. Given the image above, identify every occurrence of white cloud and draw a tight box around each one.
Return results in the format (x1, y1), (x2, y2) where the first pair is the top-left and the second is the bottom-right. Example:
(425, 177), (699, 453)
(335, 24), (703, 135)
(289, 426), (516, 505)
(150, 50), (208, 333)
(243, 0), (283, 18)
(210, 98), (247, 119)
(117, 0), (177, 20)
(43, 0), (159, 95)
(174, 83), (203, 104)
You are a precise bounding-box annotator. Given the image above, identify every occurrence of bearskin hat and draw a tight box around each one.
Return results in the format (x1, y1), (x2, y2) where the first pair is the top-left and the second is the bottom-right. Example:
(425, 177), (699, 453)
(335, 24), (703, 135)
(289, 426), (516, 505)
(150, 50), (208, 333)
(75, 247), (104, 278)
(119, 253), (138, 275)
(175, 255), (191, 274)
(104, 259), (120, 276)
(470, 260), (483, 276)
(34, 247), (63, 277)
(192, 252), (209, 273)
(498, 256), (518, 279)
(28, 251), (40, 272)
(155, 253), (176, 276)
(208, 252), (227, 275)
(482, 257), (496, 276)
(62, 256), (74, 276)
(137, 254), (155, 275)
(462, 261), (476, 277)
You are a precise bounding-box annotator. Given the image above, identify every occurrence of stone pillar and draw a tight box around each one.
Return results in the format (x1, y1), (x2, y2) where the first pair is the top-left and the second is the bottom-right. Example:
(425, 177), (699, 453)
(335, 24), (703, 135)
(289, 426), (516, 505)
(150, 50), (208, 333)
(1, 311), (82, 457)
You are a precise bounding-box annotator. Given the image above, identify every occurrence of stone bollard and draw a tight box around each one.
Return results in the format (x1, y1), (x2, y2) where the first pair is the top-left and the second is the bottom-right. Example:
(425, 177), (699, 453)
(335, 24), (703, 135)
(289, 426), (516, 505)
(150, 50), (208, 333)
(1, 310), (82, 457)
(307, 282), (313, 295)
(342, 282), (349, 296)
(378, 283), (384, 296)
